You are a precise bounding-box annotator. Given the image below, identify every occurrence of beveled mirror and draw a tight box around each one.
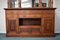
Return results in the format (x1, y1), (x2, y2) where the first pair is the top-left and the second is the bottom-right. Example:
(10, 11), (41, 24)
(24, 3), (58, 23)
(21, 0), (32, 8)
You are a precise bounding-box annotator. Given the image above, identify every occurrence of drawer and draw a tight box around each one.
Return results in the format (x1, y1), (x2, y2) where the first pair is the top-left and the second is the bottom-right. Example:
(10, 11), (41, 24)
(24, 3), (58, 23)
(6, 11), (18, 19)
(31, 28), (41, 36)
(18, 10), (42, 18)
(42, 10), (54, 17)
(18, 28), (32, 34)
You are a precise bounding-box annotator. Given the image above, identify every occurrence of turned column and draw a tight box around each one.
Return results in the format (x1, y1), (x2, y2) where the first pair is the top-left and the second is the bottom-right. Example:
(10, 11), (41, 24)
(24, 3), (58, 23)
(39, 0), (42, 8)
(8, 0), (11, 8)
(48, 0), (53, 8)
(34, 0), (36, 7)
(19, 0), (21, 8)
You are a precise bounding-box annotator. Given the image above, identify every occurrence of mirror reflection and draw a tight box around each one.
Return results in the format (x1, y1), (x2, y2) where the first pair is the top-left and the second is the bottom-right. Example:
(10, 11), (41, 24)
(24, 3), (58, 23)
(9, 0), (50, 8)
(11, 0), (19, 8)
(21, 0), (32, 8)
(10, 0), (40, 8)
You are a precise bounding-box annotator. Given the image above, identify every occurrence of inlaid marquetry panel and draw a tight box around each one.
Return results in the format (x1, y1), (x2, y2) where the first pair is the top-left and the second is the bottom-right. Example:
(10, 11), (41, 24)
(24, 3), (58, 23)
(32, 28), (40, 32)
(8, 20), (16, 31)
(42, 10), (54, 17)
(6, 10), (18, 19)
(18, 10), (42, 18)
(19, 28), (40, 33)
(19, 28), (32, 33)
(43, 17), (53, 33)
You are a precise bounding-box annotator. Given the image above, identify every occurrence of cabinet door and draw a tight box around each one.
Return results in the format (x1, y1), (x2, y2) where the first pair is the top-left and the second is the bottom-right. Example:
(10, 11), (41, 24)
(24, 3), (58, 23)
(8, 20), (16, 32)
(43, 17), (53, 34)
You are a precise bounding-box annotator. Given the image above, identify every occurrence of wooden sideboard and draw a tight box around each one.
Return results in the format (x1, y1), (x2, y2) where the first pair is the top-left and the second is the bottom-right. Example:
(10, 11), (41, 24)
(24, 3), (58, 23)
(4, 8), (56, 37)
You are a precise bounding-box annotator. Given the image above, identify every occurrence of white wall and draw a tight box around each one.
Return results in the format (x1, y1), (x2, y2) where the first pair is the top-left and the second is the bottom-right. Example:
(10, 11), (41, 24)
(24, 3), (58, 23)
(0, 0), (60, 33)
(0, 0), (7, 33)
(55, 0), (60, 33)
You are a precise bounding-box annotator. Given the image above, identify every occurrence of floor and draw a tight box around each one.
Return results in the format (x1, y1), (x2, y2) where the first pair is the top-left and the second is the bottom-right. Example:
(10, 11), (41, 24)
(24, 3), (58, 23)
(0, 33), (60, 40)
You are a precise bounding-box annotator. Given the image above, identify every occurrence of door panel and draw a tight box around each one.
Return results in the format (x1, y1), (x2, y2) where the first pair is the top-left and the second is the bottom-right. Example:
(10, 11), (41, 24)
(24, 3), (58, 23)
(43, 17), (53, 34)
(8, 20), (16, 32)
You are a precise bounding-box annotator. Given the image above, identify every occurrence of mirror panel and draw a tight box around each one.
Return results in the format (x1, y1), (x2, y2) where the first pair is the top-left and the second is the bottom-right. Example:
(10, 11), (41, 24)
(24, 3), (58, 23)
(21, 0), (32, 8)
(8, 0), (53, 8)
(10, 0), (19, 8)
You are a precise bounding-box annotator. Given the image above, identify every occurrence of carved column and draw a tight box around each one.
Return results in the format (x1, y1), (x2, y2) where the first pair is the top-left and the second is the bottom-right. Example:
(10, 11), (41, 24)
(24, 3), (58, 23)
(39, 0), (42, 8)
(49, 0), (53, 8)
(8, 0), (11, 8)
(34, 0), (36, 7)
(19, 0), (21, 8)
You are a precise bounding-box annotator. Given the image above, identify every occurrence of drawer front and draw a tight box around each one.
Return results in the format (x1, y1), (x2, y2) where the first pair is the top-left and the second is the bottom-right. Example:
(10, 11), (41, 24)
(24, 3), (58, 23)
(6, 10), (18, 19)
(31, 26), (41, 36)
(18, 10), (42, 18)
(42, 10), (54, 17)
(18, 26), (41, 36)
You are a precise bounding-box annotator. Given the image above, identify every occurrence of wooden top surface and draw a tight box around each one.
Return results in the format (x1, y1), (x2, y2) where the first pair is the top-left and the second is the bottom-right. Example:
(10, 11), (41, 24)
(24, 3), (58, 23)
(4, 8), (56, 10)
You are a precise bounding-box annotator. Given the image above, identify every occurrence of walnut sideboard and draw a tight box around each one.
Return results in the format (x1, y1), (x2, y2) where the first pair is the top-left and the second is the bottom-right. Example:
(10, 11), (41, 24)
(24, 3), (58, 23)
(4, 8), (56, 37)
